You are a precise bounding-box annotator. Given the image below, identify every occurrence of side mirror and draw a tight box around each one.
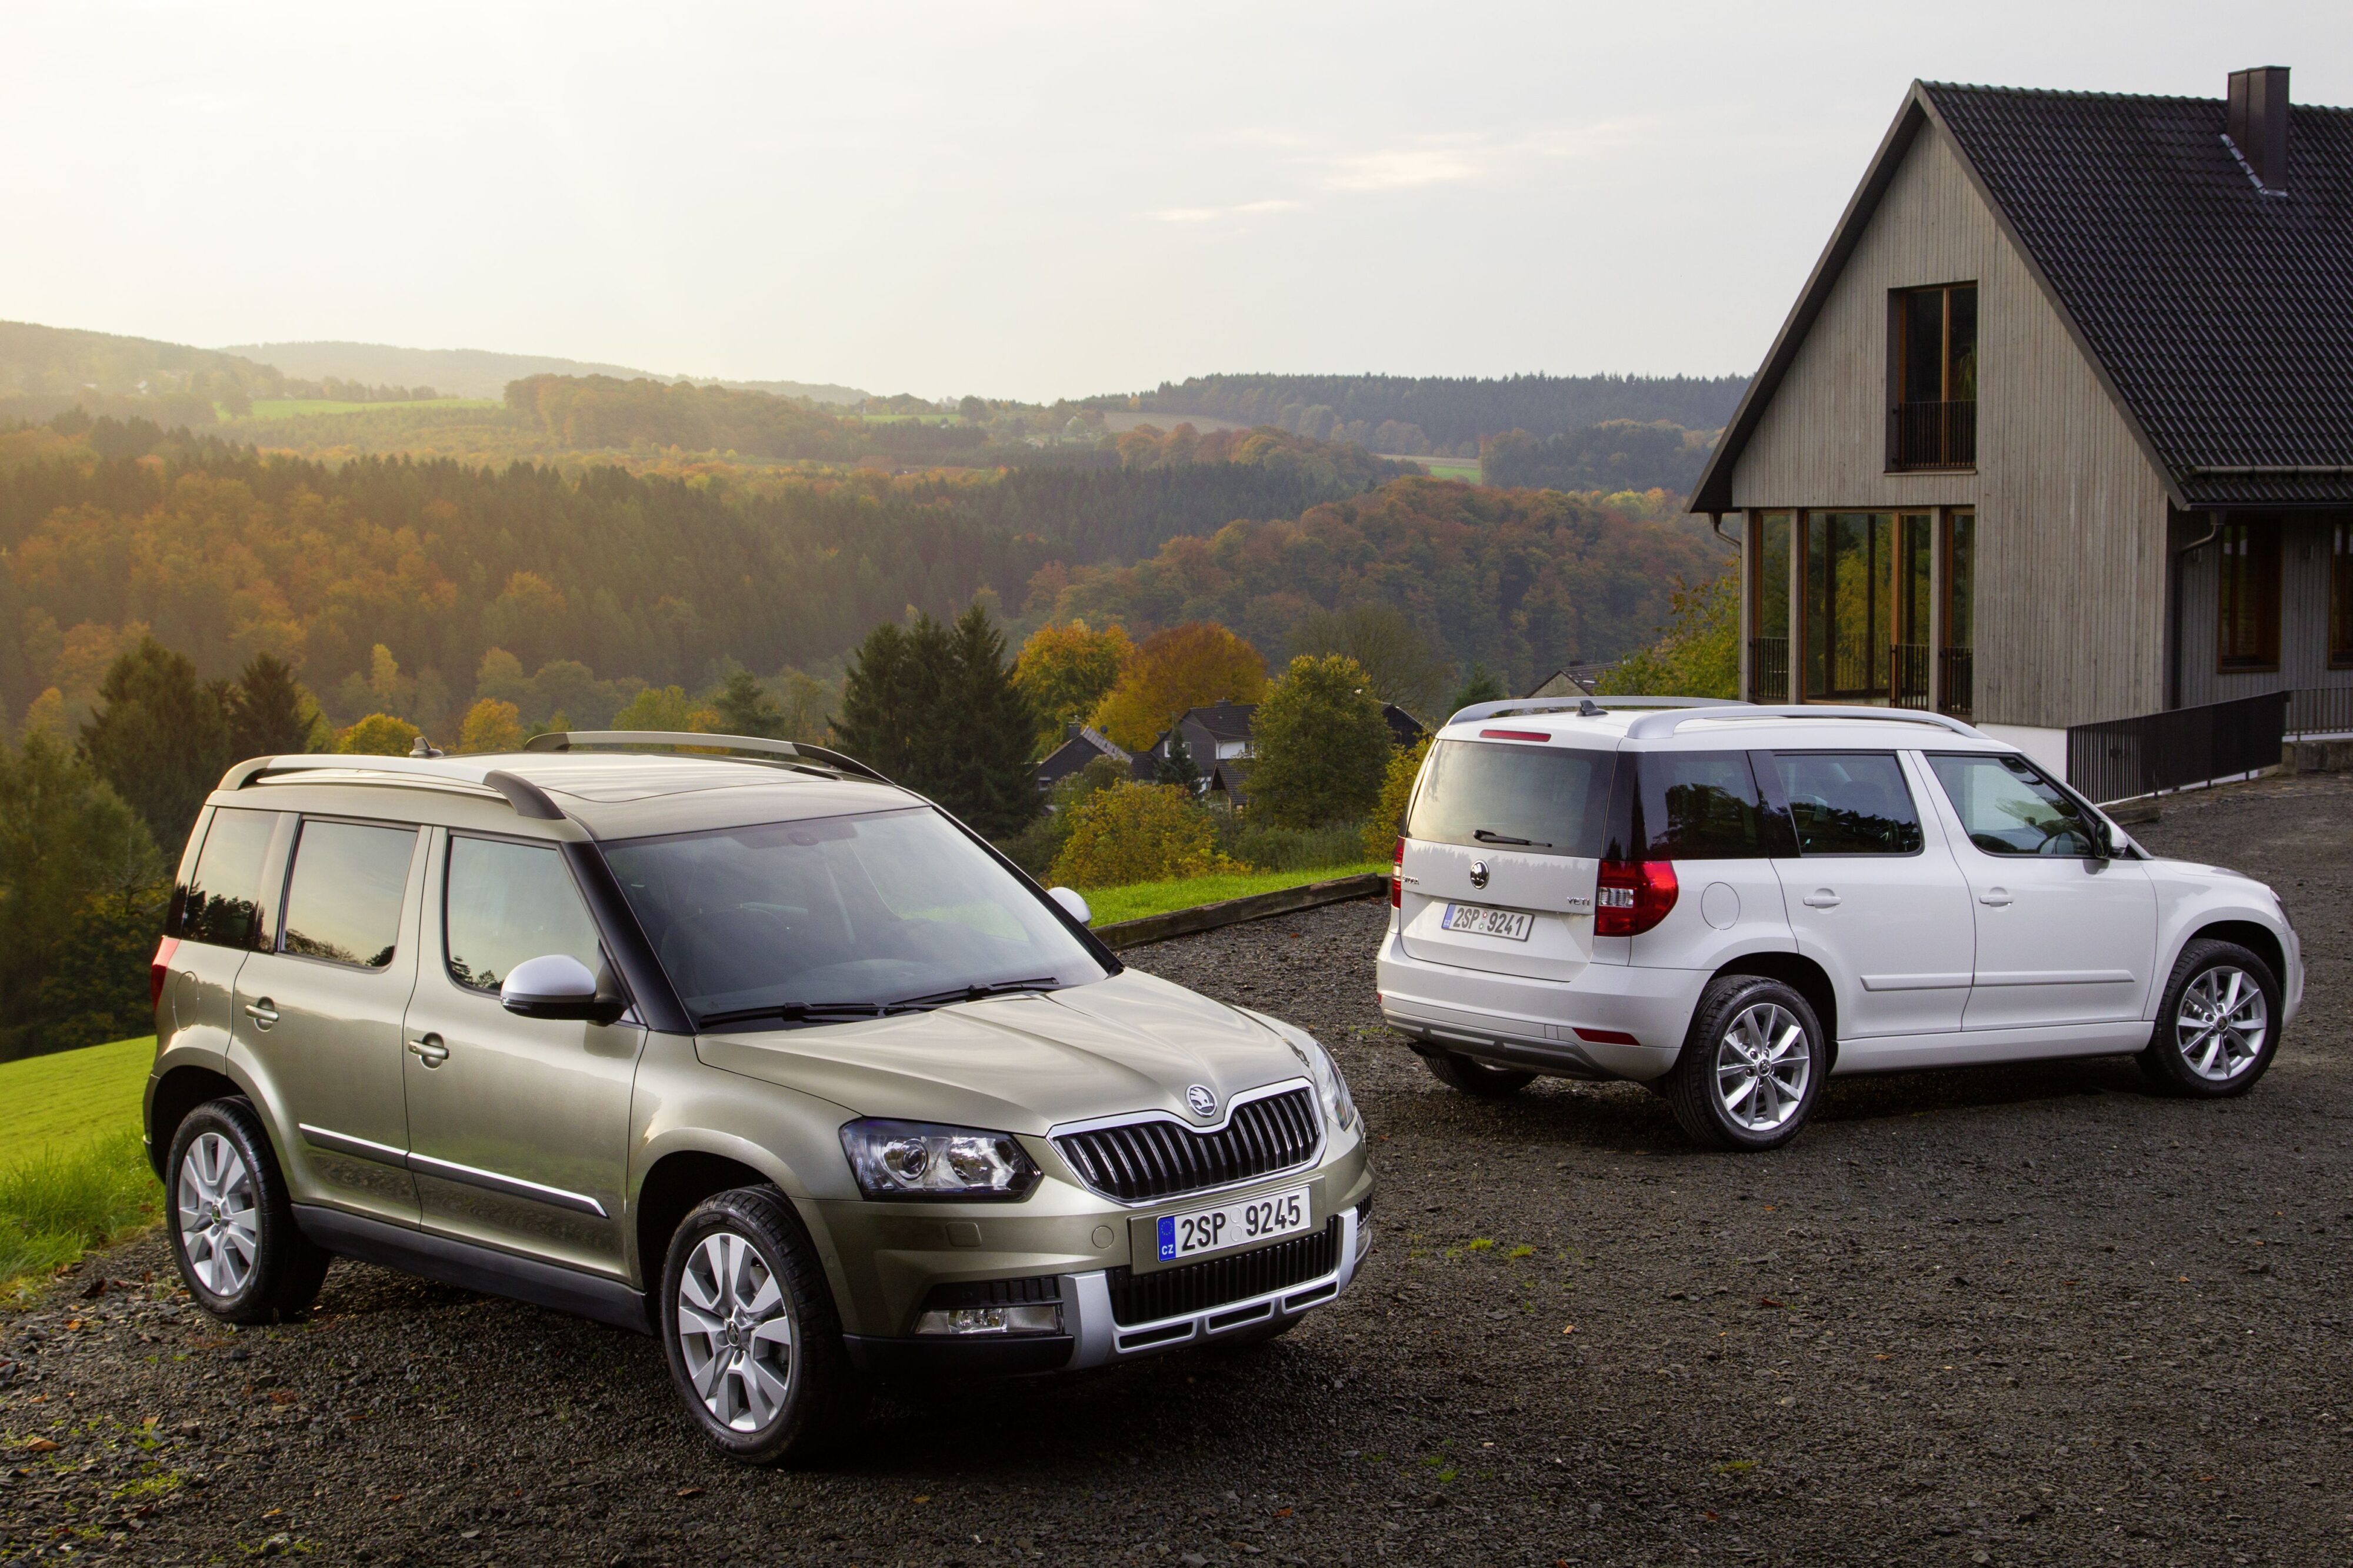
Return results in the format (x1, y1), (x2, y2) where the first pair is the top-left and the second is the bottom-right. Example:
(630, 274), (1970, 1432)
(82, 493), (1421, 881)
(501, 954), (626, 1025)
(1047, 886), (1091, 926)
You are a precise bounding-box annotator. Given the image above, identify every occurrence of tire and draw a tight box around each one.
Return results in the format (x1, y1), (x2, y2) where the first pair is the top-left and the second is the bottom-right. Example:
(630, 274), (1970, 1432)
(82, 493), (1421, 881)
(1423, 1049), (1536, 1099)
(165, 1098), (330, 1325)
(1665, 975), (1825, 1152)
(660, 1186), (866, 1466)
(2139, 939), (2282, 1098)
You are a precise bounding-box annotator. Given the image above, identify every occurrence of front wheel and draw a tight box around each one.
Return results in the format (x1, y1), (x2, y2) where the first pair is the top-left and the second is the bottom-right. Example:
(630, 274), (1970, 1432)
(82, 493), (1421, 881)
(166, 1099), (329, 1325)
(2139, 939), (2281, 1097)
(1666, 976), (1825, 1152)
(660, 1186), (865, 1465)
(1423, 1049), (1535, 1099)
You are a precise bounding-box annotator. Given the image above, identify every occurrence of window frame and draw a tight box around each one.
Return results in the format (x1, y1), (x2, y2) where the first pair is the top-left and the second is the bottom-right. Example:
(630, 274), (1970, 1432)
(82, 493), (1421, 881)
(439, 828), (614, 1002)
(1757, 749), (1926, 859)
(1887, 282), (1979, 471)
(273, 814), (421, 973)
(2215, 517), (2282, 673)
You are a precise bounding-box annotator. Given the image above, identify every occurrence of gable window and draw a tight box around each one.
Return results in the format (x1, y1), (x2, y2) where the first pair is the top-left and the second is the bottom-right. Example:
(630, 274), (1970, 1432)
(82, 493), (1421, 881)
(2216, 518), (2281, 672)
(2334, 519), (2353, 670)
(1888, 283), (1977, 470)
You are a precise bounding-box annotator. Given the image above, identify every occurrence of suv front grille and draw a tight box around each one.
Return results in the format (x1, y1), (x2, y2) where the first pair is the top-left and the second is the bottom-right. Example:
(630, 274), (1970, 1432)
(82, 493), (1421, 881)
(1053, 1088), (1321, 1203)
(1106, 1217), (1342, 1326)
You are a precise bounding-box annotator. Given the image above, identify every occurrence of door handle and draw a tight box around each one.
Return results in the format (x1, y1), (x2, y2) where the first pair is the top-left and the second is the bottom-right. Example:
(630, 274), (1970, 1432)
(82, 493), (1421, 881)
(1801, 890), (1841, 909)
(243, 999), (279, 1029)
(407, 1033), (449, 1067)
(1979, 888), (2013, 908)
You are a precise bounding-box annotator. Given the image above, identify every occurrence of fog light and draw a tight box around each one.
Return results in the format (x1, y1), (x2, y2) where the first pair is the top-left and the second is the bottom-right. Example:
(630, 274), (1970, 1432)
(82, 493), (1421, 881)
(914, 1303), (1062, 1336)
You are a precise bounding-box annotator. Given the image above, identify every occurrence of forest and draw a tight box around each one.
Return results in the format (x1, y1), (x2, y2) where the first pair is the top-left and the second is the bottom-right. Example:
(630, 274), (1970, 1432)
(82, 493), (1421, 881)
(1481, 421), (1717, 495)
(1094, 372), (1748, 453)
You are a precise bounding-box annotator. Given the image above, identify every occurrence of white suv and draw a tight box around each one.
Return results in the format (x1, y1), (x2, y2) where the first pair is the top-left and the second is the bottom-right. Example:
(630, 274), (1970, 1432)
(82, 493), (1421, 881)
(1375, 699), (2303, 1150)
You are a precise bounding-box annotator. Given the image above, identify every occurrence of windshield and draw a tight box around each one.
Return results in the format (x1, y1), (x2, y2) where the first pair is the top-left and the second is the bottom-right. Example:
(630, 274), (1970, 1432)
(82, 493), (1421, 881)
(1405, 739), (1614, 859)
(602, 808), (1109, 1026)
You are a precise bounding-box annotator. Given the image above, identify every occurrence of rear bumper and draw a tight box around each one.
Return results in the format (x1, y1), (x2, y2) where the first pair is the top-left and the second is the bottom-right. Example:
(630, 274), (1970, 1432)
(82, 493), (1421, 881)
(1375, 933), (1697, 1081)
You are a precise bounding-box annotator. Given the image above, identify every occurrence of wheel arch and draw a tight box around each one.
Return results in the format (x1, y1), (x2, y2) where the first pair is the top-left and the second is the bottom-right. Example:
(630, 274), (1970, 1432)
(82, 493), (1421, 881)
(145, 1064), (245, 1182)
(2182, 919), (2286, 992)
(1708, 952), (1841, 1072)
(632, 1140), (806, 1304)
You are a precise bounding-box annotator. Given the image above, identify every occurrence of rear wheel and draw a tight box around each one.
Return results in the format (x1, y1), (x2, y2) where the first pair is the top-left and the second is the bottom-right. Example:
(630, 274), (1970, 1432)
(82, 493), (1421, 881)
(2139, 939), (2281, 1097)
(661, 1186), (865, 1465)
(1666, 976), (1825, 1152)
(1423, 1049), (1535, 1099)
(166, 1099), (329, 1325)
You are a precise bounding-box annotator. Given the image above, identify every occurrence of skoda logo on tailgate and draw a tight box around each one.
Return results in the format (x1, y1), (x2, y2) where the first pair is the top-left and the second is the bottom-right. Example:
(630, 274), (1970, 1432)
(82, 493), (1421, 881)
(1469, 860), (1490, 889)
(1185, 1084), (1218, 1119)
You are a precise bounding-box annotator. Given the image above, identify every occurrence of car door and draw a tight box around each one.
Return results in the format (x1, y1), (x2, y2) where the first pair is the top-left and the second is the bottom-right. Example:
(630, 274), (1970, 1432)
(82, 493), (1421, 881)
(229, 815), (425, 1225)
(398, 829), (643, 1276)
(1922, 752), (2158, 1030)
(1762, 750), (1977, 1044)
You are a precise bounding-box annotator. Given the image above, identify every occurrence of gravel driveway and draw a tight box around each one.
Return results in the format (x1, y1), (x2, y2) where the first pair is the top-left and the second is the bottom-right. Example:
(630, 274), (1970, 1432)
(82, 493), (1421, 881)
(6, 773), (2350, 1565)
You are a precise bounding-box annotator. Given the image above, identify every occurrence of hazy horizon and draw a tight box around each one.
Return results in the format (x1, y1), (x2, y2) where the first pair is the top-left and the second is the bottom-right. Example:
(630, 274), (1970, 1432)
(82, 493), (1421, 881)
(4, 1), (2347, 402)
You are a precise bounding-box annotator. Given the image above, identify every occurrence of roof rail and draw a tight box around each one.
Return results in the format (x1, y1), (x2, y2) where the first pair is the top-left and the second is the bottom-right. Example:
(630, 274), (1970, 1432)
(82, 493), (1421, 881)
(1621, 704), (1988, 740)
(1445, 695), (1747, 728)
(219, 755), (567, 820)
(523, 730), (892, 785)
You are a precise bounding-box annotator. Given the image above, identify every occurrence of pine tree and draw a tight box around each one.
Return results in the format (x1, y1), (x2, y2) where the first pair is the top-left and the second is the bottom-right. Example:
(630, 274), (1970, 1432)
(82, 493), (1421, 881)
(228, 652), (321, 759)
(833, 621), (922, 781)
(1156, 729), (1203, 794)
(78, 639), (232, 854)
(931, 602), (1041, 839)
(711, 670), (789, 739)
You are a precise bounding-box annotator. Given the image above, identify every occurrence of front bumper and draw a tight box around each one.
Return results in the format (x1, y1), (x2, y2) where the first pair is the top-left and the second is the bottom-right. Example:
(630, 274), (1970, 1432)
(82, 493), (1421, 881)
(842, 1200), (1370, 1376)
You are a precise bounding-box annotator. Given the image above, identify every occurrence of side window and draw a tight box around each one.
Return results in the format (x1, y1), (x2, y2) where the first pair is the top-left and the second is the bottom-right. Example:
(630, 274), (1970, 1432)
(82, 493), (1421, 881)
(281, 820), (417, 969)
(176, 808), (282, 949)
(1926, 753), (2098, 857)
(1770, 753), (1923, 855)
(1634, 751), (1775, 860)
(445, 836), (606, 995)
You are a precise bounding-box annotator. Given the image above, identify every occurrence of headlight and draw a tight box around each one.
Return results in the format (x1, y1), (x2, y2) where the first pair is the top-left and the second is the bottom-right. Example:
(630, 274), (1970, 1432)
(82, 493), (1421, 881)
(1284, 1030), (1359, 1133)
(839, 1120), (1042, 1201)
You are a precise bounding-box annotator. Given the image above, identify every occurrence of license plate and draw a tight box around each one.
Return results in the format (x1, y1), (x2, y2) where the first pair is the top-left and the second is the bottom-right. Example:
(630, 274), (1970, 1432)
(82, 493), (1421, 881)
(1155, 1186), (1311, 1263)
(1441, 902), (1533, 941)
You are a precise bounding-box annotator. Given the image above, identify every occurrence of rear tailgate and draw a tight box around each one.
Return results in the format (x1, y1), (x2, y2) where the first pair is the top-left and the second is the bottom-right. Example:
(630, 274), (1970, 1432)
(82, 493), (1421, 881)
(1399, 842), (1598, 982)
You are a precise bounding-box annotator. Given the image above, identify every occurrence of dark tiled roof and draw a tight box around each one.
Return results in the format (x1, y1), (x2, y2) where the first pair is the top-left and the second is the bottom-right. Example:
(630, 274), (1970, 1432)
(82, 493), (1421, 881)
(1179, 700), (1257, 741)
(1924, 82), (2353, 507)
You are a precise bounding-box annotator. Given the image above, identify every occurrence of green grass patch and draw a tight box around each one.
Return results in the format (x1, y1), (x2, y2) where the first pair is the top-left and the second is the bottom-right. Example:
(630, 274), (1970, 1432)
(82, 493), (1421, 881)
(0, 1037), (162, 1298)
(1084, 861), (1384, 927)
(236, 397), (496, 421)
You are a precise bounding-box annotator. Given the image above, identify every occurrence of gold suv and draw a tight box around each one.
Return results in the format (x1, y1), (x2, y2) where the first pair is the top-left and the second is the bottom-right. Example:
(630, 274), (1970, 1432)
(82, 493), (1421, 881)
(145, 731), (1372, 1463)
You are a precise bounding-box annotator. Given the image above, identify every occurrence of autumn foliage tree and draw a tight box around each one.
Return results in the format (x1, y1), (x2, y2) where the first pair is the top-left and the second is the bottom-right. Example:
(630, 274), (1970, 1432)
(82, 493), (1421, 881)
(1012, 620), (1134, 756)
(1247, 655), (1392, 829)
(1089, 622), (1268, 752)
(1595, 562), (1739, 700)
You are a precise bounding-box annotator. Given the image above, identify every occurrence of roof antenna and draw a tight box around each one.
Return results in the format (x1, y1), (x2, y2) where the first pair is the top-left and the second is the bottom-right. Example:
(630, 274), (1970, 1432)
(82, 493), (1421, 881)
(1578, 699), (1602, 716)
(409, 735), (445, 759)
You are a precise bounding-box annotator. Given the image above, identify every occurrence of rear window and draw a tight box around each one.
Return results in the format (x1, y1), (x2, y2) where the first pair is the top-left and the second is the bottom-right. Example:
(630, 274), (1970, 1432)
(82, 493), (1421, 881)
(175, 808), (282, 949)
(1405, 740), (1613, 859)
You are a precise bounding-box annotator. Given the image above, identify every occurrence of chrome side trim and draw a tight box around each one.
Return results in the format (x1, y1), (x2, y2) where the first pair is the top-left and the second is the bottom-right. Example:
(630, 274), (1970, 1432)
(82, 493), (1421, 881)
(298, 1123), (409, 1167)
(407, 1152), (610, 1219)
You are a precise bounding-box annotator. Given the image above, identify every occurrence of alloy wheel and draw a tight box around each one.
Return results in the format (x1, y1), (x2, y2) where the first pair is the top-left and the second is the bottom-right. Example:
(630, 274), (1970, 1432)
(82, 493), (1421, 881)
(2175, 966), (2268, 1082)
(675, 1230), (796, 1432)
(1715, 1002), (1811, 1133)
(176, 1132), (259, 1297)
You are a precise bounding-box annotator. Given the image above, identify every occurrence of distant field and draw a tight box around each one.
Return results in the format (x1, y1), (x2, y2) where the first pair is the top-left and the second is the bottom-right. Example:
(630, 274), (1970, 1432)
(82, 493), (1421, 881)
(237, 396), (499, 421)
(1382, 453), (1481, 482)
(1085, 862), (1385, 927)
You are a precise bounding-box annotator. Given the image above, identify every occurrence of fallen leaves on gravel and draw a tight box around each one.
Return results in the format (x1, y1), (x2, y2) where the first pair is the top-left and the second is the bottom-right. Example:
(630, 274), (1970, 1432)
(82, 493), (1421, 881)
(676, 1486), (705, 1497)
(21, 1437), (58, 1453)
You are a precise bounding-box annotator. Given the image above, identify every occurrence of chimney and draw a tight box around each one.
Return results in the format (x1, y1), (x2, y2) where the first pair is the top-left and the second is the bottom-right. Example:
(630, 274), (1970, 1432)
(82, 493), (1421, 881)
(2227, 66), (2290, 190)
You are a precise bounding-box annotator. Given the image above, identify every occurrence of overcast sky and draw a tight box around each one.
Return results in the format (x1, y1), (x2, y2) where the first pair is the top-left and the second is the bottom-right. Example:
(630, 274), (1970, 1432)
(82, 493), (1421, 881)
(3, 2), (2347, 402)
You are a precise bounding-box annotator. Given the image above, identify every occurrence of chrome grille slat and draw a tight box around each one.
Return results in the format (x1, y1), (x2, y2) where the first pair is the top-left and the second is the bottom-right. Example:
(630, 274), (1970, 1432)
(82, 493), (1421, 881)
(1052, 1088), (1321, 1205)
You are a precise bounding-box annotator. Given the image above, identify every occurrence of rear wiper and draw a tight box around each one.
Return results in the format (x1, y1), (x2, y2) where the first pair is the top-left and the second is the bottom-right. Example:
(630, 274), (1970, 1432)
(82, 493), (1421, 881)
(695, 1000), (916, 1029)
(1473, 828), (1552, 848)
(888, 976), (1064, 1010)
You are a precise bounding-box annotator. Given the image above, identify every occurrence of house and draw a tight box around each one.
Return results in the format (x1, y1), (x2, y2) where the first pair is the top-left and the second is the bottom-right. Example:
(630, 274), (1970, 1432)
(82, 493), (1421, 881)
(1690, 68), (2353, 770)
(1131, 697), (1430, 800)
(1034, 723), (1131, 792)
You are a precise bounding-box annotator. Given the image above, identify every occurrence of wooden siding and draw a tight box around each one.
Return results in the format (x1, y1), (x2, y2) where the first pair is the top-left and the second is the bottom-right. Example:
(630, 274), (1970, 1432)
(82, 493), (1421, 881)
(2175, 512), (2353, 709)
(1727, 128), (2173, 729)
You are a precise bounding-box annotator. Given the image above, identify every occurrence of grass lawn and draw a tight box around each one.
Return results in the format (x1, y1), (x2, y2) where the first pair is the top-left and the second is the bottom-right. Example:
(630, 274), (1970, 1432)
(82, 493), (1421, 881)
(236, 396), (498, 420)
(0, 1037), (161, 1299)
(1083, 862), (1385, 928)
(1422, 459), (1481, 482)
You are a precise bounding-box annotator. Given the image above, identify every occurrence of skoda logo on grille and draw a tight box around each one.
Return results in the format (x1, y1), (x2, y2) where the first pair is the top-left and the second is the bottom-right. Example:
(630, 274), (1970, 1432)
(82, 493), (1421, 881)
(1469, 860), (1490, 889)
(1184, 1084), (1218, 1119)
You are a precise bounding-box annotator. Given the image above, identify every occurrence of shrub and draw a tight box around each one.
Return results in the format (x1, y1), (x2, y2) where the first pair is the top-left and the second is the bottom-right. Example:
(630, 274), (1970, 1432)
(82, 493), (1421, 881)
(1048, 783), (1239, 889)
(458, 698), (525, 753)
(336, 712), (421, 756)
(1224, 819), (1369, 873)
(1362, 733), (1432, 860)
(998, 756), (1128, 879)
(1247, 654), (1391, 828)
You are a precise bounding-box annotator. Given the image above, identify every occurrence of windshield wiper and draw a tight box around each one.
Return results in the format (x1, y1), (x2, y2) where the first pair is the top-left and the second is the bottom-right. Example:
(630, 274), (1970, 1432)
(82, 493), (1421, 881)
(695, 1000), (917, 1029)
(888, 976), (1065, 1011)
(1473, 828), (1552, 848)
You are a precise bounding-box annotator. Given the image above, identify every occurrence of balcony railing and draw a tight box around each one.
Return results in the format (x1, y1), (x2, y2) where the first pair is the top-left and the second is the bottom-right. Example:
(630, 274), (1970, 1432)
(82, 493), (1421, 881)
(1889, 643), (1930, 710)
(1888, 399), (1977, 470)
(1748, 636), (1789, 703)
(1938, 648), (1974, 720)
(2065, 692), (2287, 805)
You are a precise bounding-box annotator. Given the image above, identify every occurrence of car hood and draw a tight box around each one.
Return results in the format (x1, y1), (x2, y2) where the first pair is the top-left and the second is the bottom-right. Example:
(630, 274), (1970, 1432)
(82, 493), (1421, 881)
(2144, 853), (2268, 890)
(692, 968), (1313, 1136)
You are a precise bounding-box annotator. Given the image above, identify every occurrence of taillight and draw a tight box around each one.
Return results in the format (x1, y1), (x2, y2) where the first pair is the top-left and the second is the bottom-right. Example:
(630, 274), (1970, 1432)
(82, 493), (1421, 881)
(1595, 860), (1678, 936)
(1390, 837), (1404, 909)
(150, 935), (181, 1011)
